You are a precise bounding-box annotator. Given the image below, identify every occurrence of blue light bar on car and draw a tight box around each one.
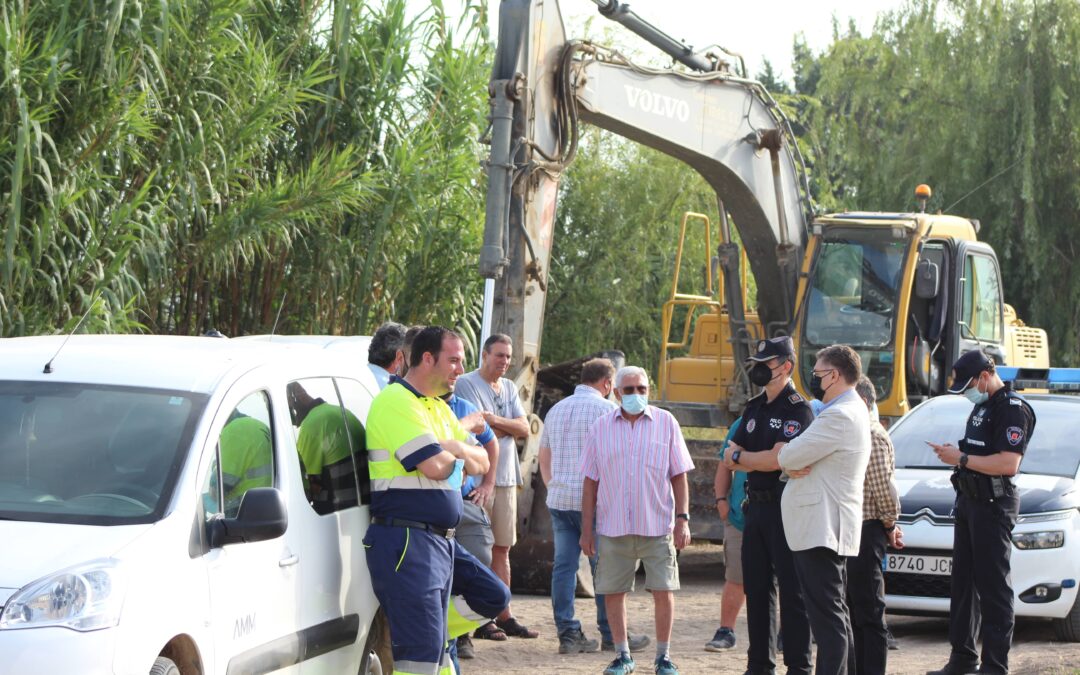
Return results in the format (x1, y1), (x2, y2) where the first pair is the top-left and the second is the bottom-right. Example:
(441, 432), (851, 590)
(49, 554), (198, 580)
(997, 367), (1080, 392)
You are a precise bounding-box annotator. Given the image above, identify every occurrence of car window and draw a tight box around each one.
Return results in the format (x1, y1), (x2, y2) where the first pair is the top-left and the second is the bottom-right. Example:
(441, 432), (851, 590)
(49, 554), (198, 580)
(0, 382), (206, 525)
(287, 378), (362, 514)
(334, 377), (374, 506)
(203, 391), (275, 520)
(960, 254), (1003, 342)
(890, 396), (1080, 478)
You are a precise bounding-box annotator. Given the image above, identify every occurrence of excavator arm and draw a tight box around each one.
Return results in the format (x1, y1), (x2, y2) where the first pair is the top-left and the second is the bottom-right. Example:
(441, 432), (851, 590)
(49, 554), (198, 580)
(481, 0), (814, 412)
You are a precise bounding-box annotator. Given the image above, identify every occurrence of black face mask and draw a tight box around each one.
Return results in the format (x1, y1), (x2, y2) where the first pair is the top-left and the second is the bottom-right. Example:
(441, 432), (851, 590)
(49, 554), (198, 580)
(809, 373), (827, 401)
(749, 362), (775, 387)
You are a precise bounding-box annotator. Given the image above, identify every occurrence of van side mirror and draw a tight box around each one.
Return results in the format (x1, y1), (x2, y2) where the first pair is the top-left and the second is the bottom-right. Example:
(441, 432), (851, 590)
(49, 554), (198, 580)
(915, 259), (940, 299)
(208, 487), (288, 548)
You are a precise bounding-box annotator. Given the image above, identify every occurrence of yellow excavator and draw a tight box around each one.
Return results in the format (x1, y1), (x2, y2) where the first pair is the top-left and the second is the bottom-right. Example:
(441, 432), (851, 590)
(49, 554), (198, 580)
(479, 0), (1047, 586)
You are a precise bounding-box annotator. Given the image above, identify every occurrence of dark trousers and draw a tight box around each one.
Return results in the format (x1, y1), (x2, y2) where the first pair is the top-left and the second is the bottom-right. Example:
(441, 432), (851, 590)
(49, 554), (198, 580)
(793, 546), (855, 675)
(742, 501), (812, 674)
(846, 521), (889, 675)
(949, 491), (1019, 675)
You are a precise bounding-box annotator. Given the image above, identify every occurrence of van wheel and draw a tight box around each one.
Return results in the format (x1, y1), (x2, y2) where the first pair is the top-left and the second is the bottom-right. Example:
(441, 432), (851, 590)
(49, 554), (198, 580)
(150, 656), (181, 675)
(360, 609), (393, 675)
(1053, 592), (1080, 642)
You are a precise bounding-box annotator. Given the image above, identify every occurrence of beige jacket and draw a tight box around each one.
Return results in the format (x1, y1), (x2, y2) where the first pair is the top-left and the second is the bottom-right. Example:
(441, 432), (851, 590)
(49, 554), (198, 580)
(777, 389), (871, 556)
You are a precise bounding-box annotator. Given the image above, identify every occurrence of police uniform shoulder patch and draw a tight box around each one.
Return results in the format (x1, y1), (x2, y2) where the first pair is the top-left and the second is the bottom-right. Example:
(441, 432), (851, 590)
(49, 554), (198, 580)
(1006, 426), (1024, 446)
(783, 420), (802, 438)
(746, 418), (757, 433)
(788, 393), (803, 404)
(1009, 398), (1023, 406)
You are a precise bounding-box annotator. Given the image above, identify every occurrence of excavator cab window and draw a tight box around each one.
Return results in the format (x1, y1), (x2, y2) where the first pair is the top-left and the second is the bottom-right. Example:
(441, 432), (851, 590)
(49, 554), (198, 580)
(801, 229), (910, 398)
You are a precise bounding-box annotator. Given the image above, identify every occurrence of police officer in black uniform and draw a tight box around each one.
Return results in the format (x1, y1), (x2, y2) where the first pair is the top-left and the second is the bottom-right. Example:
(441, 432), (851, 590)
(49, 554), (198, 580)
(927, 350), (1036, 675)
(724, 336), (814, 675)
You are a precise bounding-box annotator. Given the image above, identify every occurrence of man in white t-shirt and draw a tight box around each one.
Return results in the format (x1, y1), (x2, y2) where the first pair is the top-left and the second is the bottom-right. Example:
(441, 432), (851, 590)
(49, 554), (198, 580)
(455, 333), (537, 639)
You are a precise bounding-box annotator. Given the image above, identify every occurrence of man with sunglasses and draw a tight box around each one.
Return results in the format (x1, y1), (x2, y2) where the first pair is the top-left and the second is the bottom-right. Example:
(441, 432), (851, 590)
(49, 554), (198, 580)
(723, 336), (814, 675)
(925, 350), (1036, 675)
(580, 366), (695, 675)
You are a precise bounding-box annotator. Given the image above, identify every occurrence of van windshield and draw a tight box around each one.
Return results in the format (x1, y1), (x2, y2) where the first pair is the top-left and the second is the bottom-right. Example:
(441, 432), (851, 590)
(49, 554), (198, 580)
(0, 382), (207, 525)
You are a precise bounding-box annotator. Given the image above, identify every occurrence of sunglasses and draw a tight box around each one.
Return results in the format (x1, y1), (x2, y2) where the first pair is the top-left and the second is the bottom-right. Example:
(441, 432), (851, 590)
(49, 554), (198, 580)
(620, 385), (648, 395)
(811, 368), (836, 378)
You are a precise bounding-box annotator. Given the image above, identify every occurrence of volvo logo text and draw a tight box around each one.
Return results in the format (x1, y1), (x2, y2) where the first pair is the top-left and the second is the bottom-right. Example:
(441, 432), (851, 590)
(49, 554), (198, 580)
(624, 86), (691, 122)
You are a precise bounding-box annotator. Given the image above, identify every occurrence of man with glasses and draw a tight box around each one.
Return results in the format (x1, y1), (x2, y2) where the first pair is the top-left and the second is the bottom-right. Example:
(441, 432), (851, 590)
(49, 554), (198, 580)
(925, 350), (1036, 675)
(723, 336), (814, 675)
(580, 366), (695, 675)
(776, 344), (871, 675)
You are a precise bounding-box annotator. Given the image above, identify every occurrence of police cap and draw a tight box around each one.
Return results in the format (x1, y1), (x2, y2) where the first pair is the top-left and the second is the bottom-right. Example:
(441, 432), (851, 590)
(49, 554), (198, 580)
(749, 336), (796, 363)
(947, 349), (995, 394)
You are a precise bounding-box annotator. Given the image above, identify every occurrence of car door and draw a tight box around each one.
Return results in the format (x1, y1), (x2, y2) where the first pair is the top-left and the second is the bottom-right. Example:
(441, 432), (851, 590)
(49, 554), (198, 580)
(952, 241), (1006, 364)
(200, 383), (303, 675)
(286, 376), (377, 674)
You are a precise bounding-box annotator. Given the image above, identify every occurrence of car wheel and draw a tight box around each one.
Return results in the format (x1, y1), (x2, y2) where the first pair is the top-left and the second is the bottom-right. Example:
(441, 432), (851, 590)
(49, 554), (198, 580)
(1053, 591), (1080, 642)
(360, 609), (393, 675)
(149, 656), (181, 675)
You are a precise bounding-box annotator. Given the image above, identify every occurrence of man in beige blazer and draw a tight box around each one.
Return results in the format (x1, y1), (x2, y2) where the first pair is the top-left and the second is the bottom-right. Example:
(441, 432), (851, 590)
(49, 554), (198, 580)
(778, 345), (871, 675)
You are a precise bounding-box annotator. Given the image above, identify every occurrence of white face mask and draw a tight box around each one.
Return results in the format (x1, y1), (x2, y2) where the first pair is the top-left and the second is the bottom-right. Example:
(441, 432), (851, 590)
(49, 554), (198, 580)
(964, 377), (989, 405)
(620, 393), (648, 415)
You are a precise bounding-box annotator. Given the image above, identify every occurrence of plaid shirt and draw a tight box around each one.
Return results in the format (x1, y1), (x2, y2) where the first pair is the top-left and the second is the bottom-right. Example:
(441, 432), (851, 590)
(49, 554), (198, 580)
(541, 385), (617, 511)
(864, 421), (900, 525)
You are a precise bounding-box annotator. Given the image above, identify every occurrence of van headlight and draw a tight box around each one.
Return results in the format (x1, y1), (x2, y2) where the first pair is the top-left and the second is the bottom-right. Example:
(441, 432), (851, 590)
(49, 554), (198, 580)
(1011, 531), (1065, 550)
(0, 560), (124, 631)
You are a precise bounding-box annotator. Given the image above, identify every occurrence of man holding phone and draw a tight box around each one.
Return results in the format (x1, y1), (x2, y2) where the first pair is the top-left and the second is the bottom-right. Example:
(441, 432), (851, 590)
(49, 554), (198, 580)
(925, 350), (1036, 675)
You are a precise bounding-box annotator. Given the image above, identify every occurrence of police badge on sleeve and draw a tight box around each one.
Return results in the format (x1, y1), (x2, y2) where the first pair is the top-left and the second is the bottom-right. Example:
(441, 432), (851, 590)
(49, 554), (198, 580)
(783, 421), (801, 438)
(1006, 426), (1025, 446)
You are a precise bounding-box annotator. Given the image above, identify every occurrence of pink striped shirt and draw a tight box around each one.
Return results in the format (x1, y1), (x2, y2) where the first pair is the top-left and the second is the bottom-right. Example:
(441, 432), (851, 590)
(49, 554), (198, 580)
(581, 405), (695, 537)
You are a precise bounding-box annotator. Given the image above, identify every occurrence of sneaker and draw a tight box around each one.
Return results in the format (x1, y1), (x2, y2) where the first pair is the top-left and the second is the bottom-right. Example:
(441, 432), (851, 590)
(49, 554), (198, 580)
(456, 634), (475, 659)
(704, 627), (736, 652)
(603, 653), (636, 675)
(654, 655), (679, 675)
(602, 633), (651, 652)
(558, 629), (600, 654)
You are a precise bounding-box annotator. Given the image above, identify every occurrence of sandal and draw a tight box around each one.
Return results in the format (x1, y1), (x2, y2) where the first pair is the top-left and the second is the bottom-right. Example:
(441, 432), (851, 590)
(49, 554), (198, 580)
(473, 621), (508, 641)
(496, 616), (539, 639)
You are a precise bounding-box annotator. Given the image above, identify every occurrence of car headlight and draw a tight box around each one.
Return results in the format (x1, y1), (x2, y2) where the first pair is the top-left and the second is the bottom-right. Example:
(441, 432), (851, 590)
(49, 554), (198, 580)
(1011, 531), (1065, 550)
(0, 560), (124, 631)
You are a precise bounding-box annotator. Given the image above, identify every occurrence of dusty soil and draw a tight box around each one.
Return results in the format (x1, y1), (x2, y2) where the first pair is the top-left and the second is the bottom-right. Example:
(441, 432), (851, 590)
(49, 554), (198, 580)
(467, 545), (1080, 675)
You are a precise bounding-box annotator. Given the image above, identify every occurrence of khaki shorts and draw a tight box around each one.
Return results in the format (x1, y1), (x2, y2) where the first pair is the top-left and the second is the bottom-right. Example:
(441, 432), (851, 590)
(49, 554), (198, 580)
(722, 519), (743, 585)
(485, 485), (517, 548)
(594, 534), (680, 594)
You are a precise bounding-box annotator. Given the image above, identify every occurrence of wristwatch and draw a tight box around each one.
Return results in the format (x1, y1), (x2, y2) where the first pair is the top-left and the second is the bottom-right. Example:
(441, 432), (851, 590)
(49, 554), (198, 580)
(676, 513), (690, 522)
(730, 449), (742, 464)
(959, 453), (970, 469)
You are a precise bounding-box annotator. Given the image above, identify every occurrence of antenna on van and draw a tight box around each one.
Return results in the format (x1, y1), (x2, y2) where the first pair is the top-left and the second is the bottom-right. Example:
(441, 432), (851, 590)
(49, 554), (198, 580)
(43, 294), (101, 374)
(269, 292), (287, 343)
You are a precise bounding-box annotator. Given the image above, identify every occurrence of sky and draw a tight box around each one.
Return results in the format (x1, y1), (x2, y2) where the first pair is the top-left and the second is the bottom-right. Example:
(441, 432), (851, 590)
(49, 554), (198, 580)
(433, 0), (909, 82)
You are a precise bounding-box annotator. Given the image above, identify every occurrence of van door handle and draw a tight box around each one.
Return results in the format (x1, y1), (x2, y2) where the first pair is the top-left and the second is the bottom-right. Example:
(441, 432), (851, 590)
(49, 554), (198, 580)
(279, 554), (299, 568)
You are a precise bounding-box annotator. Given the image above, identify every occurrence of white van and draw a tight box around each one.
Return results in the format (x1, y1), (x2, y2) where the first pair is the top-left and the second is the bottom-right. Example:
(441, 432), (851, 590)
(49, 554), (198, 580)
(0, 335), (389, 674)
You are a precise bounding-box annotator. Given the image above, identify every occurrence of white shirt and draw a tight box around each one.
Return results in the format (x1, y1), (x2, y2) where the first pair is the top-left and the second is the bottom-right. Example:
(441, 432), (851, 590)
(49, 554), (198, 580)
(540, 385), (617, 511)
(368, 363), (392, 391)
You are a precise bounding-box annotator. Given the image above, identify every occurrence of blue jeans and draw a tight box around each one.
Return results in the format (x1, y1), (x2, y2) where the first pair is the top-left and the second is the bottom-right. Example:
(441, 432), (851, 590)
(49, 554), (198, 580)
(550, 507), (611, 641)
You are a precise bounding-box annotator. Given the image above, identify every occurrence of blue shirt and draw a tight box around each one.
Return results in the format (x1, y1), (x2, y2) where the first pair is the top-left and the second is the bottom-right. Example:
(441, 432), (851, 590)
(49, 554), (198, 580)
(717, 418), (748, 531)
(444, 393), (496, 496)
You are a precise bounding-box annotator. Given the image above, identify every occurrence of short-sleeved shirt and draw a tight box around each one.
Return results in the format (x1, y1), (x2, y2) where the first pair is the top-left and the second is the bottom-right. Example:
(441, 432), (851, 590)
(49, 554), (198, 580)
(454, 370), (527, 487)
(716, 418), (748, 531)
(443, 394), (496, 496)
(368, 363), (392, 391)
(732, 381), (814, 490)
(541, 384), (618, 512)
(366, 376), (470, 529)
(581, 406), (695, 537)
(296, 403), (361, 475)
(960, 382), (1036, 457)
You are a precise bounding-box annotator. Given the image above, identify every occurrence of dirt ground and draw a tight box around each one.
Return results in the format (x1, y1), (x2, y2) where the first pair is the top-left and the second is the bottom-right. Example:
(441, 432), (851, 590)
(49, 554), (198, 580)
(467, 544), (1080, 675)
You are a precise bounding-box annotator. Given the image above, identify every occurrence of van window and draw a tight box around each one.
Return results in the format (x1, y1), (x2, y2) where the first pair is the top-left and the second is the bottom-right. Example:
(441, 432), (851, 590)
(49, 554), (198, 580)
(287, 378), (362, 515)
(203, 391), (275, 520)
(333, 377), (375, 506)
(0, 382), (206, 525)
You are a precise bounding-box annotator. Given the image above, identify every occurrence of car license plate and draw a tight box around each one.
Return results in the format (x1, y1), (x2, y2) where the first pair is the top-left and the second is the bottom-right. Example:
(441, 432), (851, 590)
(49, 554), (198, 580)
(885, 553), (953, 576)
